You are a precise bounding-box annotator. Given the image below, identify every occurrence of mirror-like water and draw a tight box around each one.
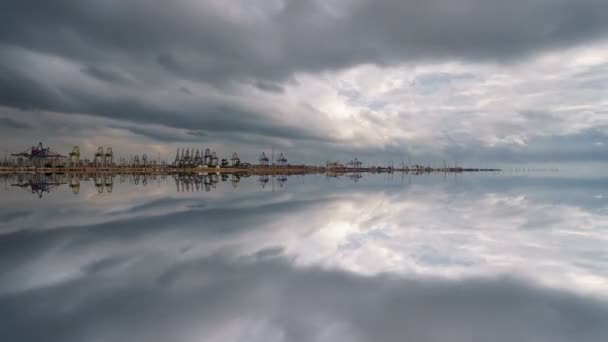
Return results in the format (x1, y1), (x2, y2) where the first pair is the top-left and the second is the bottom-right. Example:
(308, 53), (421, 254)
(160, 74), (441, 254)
(1, 172), (607, 341)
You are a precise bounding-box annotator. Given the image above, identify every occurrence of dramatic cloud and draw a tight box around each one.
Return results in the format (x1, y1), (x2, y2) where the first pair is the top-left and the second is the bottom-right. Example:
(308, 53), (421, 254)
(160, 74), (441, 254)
(0, 0), (607, 163)
(2, 0), (608, 78)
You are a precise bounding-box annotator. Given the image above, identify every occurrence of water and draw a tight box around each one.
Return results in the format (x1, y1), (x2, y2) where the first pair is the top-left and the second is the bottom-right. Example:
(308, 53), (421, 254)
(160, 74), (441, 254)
(1, 172), (607, 341)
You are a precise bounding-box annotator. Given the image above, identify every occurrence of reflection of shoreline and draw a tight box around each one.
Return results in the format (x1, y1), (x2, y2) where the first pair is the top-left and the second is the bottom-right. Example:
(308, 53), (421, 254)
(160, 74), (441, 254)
(3, 172), (277, 196)
(6, 173), (67, 198)
(1, 172), (311, 196)
(0, 167), (505, 197)
(4, 173), (171, 197)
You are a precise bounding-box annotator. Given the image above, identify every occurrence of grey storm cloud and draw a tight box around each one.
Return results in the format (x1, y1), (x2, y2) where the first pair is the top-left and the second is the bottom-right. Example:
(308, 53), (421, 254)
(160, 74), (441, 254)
(0, 117), (30, 130)
(1, 0), (607, 83)
(81, 65), (135, 85)
(0, 62), (331, 143)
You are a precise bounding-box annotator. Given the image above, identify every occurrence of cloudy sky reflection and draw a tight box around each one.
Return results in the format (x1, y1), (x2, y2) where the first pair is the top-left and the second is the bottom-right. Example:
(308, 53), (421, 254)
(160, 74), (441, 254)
(1, 173), (607, 341)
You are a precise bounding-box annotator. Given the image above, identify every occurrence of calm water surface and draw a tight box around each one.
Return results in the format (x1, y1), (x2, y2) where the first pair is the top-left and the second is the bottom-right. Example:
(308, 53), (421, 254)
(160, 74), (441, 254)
(1, 172), (607, 341)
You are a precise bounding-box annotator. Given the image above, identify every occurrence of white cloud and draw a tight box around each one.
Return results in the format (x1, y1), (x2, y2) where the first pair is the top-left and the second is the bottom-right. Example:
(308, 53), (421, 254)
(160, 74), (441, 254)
(280, 41), (608, 156)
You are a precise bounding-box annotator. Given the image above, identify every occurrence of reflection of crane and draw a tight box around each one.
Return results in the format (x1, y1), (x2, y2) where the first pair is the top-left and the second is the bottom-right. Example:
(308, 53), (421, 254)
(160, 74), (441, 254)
(277, 174), (288, 187)
(174, 175), (181, 192)
(68, 175), (80, 194)
(203, 175), (213, 191)
(11, 174), (66, 198)
(105, 174), (114, 193)
(258, 174), (269, 187)
(348, 172), (363, 182)
(209, 173), (219, 188)
(94, 174), (108, 193)
(173, 174), (219, 192)
(231, 174), (240, 188)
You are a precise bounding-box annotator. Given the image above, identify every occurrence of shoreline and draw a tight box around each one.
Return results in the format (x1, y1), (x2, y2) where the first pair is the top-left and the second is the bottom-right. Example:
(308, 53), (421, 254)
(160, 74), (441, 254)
(0, 166), (501, 175)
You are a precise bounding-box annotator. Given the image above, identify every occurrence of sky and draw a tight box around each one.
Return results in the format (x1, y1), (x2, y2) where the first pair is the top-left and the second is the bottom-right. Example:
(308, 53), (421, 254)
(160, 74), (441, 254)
(1, 0), (607, 165)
